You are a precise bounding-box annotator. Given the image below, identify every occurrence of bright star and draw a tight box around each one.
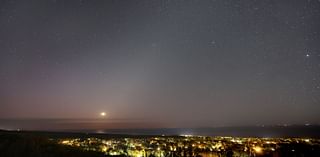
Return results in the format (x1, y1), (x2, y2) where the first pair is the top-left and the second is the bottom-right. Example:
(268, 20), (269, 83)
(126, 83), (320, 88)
(100, 112), (106, 117)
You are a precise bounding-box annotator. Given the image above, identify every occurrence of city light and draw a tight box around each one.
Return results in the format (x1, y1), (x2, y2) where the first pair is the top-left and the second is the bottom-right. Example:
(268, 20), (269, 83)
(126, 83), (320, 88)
(56, 136), (320, 157)
(253, 146), (263, 154)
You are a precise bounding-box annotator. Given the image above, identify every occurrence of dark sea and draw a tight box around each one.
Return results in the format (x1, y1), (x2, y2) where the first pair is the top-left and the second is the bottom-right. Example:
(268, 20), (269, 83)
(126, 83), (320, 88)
(1, 119), (320, 138)
(78, 126), (320, 138)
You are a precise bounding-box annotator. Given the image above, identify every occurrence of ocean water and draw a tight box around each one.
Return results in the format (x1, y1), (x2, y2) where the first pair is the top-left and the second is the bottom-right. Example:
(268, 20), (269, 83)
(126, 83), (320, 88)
(1, 119), (320, 137)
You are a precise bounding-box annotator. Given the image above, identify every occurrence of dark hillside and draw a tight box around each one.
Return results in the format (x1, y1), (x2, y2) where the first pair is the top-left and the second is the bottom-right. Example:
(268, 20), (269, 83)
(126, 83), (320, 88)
(0, 131), (105, 157)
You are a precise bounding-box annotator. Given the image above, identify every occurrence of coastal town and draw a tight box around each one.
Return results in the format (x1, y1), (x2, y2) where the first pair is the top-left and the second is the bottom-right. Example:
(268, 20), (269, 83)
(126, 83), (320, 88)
(58, 135), (320, 157)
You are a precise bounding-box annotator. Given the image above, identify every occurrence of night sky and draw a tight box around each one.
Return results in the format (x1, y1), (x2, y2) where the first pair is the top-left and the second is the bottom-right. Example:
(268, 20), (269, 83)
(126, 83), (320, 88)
(1, 0), (320, 129)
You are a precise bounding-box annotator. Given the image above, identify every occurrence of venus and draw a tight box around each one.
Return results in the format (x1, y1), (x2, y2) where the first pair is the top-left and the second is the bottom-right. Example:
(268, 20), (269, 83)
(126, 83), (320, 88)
(100, 112), (106, 117)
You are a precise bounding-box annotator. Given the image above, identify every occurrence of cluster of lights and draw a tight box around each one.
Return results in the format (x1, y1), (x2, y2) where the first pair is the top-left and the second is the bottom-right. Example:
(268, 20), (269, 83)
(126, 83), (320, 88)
(58, 136), (319, 157)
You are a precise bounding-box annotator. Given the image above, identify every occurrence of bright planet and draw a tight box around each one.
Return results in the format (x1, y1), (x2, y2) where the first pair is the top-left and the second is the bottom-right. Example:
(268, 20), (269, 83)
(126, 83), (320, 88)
(100, 112), (106, 117)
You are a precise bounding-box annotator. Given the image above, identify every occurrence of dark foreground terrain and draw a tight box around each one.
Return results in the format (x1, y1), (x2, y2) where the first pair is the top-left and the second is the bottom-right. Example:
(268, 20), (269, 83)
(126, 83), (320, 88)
(0, 130), (105, 157)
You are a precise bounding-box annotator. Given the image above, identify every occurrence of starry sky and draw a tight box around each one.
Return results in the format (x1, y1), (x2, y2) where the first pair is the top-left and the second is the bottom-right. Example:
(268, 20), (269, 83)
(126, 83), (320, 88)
(0, 0), (320, 129)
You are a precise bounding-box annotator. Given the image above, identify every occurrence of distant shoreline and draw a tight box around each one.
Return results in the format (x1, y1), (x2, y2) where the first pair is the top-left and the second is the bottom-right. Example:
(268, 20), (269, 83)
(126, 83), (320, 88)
(1, 125), (320, 138)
